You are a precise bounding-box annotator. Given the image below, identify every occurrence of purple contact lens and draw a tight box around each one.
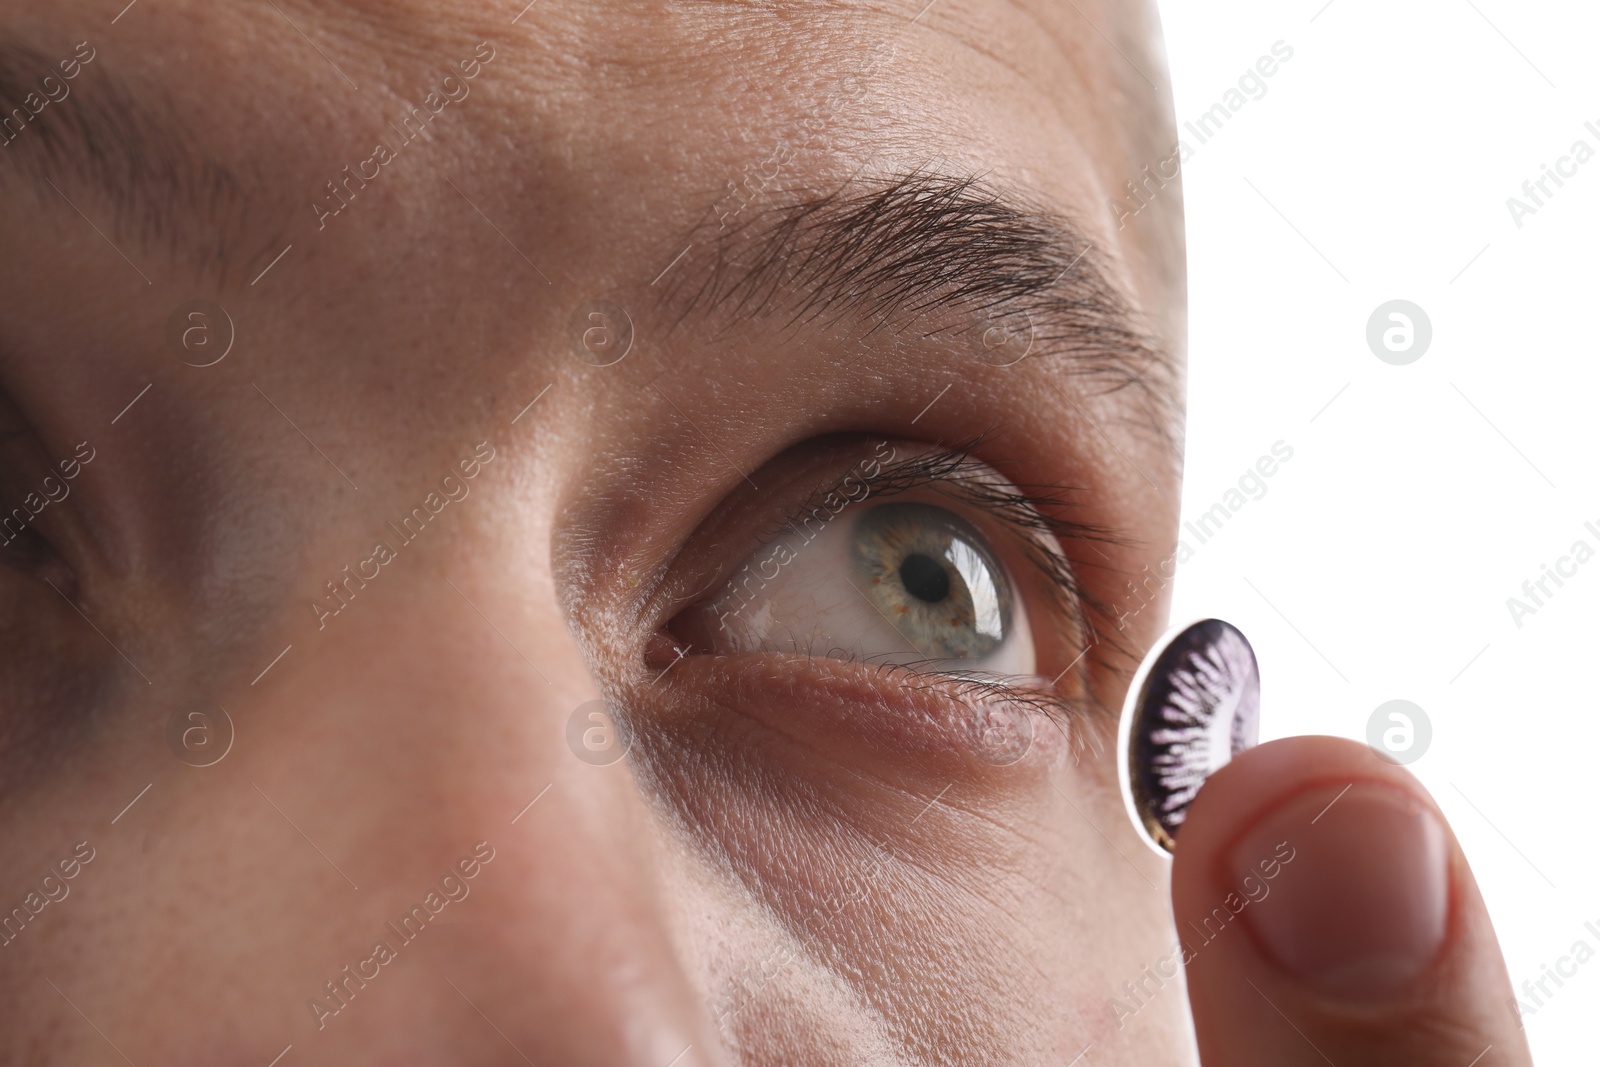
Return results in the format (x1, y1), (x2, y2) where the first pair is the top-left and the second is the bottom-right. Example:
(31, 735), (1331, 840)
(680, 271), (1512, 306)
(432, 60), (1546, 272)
(1118, 618), (1260, 855)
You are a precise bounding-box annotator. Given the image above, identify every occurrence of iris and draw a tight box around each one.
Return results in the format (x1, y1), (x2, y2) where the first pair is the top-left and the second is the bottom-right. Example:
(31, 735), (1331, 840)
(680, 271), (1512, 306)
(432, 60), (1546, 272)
(851, 503), (1012, 663)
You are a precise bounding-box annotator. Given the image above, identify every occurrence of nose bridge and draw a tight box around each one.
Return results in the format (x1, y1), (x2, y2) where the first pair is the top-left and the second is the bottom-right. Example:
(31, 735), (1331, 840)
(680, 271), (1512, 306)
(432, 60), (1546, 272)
(371, 570), (730, 1066)
(496, 760), (729, 1067)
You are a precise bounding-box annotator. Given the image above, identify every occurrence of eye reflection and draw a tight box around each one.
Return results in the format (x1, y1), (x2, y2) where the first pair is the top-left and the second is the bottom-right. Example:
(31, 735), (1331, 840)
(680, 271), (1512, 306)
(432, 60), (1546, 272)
(686, 497), (1036, 677)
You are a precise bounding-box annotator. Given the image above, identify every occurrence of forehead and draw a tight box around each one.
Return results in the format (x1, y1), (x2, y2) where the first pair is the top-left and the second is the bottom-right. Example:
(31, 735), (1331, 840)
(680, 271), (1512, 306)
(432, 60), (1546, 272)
(0, 0), (1169, 293)
(0, 0), (1182, 510)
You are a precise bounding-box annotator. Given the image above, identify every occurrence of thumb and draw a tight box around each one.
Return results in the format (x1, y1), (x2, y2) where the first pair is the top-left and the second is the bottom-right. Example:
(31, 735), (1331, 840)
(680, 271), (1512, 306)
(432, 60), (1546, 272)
(1171, 735), (1531, 1066)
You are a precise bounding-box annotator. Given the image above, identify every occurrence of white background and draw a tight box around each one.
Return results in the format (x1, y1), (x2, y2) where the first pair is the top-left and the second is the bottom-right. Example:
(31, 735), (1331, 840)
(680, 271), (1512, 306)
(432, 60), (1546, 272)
(1158, 0), (1598, 1061)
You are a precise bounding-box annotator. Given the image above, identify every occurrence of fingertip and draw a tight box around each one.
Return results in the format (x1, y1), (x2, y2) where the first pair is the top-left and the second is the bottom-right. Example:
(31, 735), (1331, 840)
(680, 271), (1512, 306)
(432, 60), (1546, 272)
(1178, 734), (1435, 861)
(1170, 735), (1531, 1066)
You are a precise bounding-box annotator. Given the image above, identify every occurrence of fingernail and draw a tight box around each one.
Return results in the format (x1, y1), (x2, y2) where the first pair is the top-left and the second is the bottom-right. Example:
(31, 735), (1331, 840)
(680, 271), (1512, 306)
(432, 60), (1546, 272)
(1226, 781), (1450, 999)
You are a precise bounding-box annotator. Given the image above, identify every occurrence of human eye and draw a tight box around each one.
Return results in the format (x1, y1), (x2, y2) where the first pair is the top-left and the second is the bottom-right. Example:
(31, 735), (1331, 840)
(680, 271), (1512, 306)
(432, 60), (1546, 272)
(658, 437), (1102, 710)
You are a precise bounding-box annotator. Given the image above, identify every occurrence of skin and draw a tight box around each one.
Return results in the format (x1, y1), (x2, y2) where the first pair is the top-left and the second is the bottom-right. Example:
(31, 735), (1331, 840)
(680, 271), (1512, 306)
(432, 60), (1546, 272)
(0, 1), (1530, 1064)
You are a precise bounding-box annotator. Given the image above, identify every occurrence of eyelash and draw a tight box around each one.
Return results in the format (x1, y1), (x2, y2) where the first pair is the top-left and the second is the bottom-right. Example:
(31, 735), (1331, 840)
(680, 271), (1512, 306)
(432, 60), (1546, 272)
(688, 435), (1128, 726)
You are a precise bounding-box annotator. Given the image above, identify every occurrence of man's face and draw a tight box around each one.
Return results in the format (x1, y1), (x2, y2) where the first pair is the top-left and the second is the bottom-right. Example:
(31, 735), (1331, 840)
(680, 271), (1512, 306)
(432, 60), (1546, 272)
(0, 1), (1188, 1063)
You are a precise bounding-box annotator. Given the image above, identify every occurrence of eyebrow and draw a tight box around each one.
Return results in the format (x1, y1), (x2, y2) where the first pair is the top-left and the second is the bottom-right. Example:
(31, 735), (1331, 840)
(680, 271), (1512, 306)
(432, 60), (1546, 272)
(0, 43), (251, 276)
(0, 47), (1178, 444)
(659, 171), (1180, 447)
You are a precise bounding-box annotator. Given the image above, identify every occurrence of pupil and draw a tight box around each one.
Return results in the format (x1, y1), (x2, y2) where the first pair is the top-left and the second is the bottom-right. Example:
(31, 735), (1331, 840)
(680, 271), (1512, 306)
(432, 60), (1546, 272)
(899, 553), (950, 603)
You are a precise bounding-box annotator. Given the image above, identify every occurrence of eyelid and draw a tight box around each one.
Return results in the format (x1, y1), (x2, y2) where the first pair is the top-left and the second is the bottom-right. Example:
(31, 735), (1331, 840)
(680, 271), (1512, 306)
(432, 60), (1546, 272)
(769, 436), (1104, 652)
(666, 435), (1117, 717)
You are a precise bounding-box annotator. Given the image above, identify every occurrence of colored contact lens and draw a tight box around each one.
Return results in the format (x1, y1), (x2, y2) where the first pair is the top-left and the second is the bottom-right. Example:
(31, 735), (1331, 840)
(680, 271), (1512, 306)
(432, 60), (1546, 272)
(1117, 618), (1261, 856)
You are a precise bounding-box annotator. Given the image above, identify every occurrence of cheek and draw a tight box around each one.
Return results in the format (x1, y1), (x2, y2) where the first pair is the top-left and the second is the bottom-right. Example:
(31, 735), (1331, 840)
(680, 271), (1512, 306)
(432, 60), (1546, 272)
(630, 667), (1173, 1063)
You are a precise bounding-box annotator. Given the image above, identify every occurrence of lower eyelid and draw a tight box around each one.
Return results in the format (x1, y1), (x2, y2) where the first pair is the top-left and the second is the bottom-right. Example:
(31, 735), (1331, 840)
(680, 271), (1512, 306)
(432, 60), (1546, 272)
(653, 653), (1076, 775)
